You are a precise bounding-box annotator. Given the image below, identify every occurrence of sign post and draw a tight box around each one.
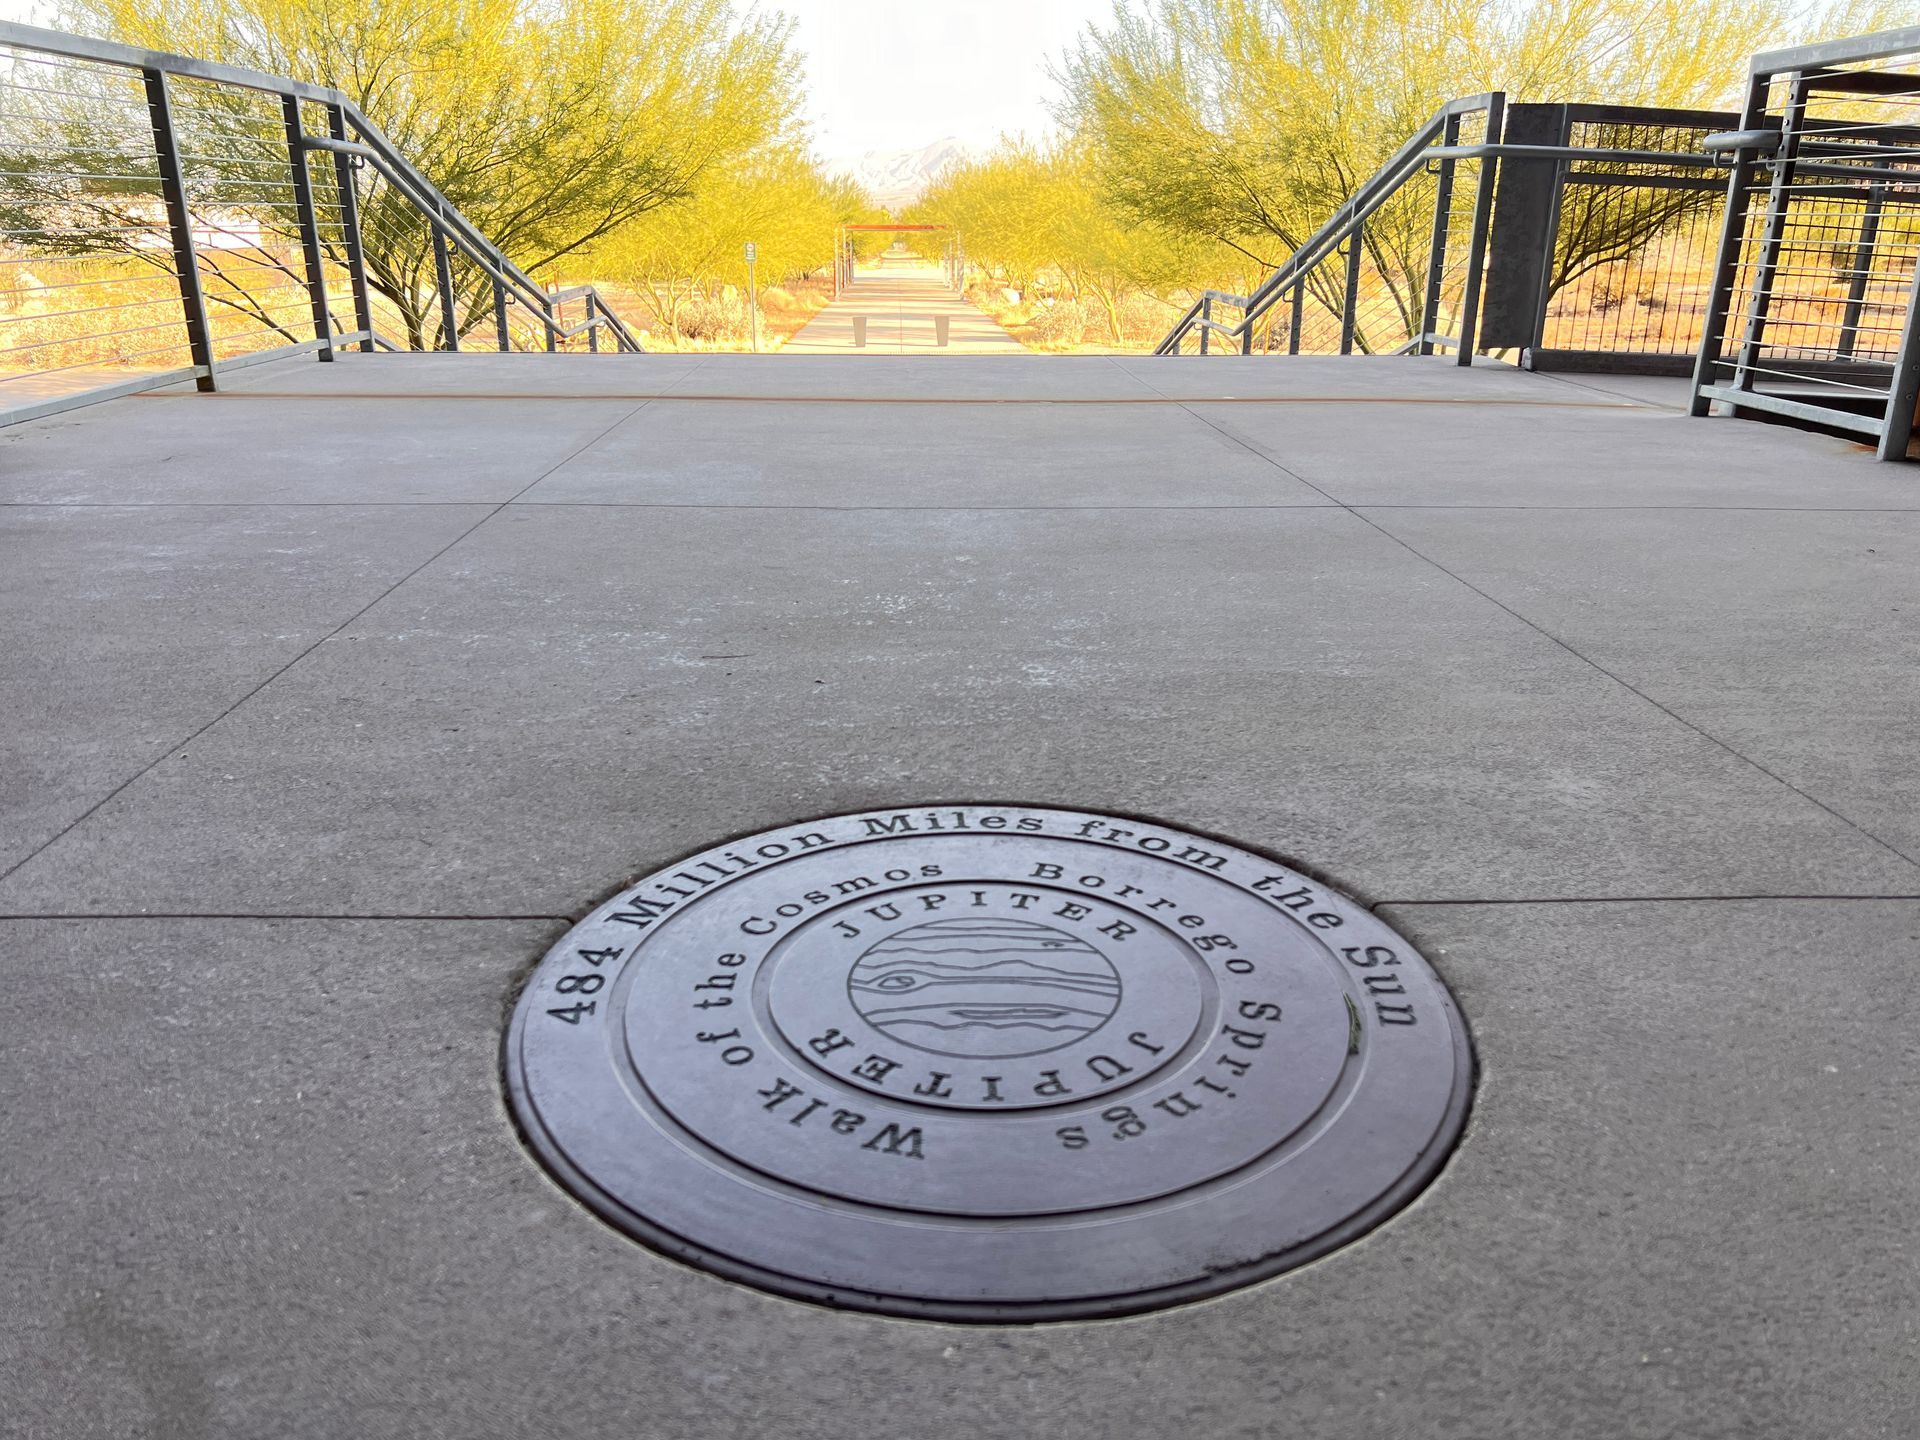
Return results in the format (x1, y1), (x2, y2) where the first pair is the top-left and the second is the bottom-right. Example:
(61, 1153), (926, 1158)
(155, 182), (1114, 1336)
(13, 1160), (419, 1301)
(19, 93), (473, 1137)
(744, 241), (758, 353)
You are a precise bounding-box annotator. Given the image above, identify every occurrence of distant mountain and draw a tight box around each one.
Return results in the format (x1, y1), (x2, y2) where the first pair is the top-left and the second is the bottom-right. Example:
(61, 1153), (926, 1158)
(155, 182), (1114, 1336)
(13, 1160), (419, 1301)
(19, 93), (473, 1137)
(827, 137), (980, 211)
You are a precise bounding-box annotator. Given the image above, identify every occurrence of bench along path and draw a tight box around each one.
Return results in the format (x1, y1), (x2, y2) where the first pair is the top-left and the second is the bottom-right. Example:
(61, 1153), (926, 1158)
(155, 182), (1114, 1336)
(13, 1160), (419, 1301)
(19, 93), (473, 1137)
(2, 349), (1917, 1437)
(781, 252), (1025, 353)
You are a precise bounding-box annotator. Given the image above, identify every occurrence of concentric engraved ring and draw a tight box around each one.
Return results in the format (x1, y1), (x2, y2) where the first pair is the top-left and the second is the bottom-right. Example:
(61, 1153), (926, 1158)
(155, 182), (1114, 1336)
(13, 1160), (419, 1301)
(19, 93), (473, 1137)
(504, 806), (1474, 1321)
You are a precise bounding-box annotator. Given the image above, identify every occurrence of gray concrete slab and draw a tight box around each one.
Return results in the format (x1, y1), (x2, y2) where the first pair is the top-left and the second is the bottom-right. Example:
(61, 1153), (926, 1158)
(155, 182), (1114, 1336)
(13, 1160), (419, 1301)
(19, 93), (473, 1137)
(519, 398), (1330, 508)
(0, 392), (649, 505)
(1185, 398), (1915, 509)
(4, 900), (1913, 1439)
(1528, 370), (1695, 409)
(7, 350), (1916, 1437)
(613, 354), (1165, 401)
(178, 351), (1658, 407)
(241, 351), (1157, 401)
(1362, 505), (1920, 861)
(1113, 352), (1619, 402)
(4, 503), (1910, 917)
(205, 352), (1175, 402)
(0, 503), (486, 876)
(191, 349), (708, 397)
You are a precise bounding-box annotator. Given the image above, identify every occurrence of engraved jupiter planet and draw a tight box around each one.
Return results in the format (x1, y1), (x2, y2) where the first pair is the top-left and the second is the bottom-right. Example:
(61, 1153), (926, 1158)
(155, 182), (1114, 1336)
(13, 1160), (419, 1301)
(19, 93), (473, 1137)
(846, 918), (1123, 1059)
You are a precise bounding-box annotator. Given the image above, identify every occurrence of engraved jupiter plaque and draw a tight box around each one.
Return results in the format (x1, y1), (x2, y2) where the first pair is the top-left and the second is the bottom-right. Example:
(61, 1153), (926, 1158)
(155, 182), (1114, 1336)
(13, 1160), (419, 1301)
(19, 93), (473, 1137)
(504, 806), (1473, 1320)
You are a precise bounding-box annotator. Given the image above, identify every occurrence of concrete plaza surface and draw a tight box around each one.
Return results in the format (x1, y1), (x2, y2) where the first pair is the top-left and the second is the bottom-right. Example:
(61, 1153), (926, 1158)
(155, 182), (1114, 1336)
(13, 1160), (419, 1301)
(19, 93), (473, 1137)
(2, 349), (1916, 1438)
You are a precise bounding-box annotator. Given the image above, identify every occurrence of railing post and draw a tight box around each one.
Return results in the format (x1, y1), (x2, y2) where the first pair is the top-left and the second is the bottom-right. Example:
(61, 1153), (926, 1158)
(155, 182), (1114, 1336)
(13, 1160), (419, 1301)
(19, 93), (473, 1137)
(1453, 93), (1505, 366)
(280, 95), (334, 361)
(544, 291), (559, 353)
(1876, 255), (1920, 461)
(1731, 74), (1811, 392)
(1689, 73), (1773, 416)
(1289, 281), (1304, 355)
(1199, 294), (1211, 354)
(1527, 106), (1577, 360)
(431, 219), (459, 351)
(143, 68), (216, 392)
(1836, 183), (1886, 362)
(326, 103), (374, 353)
(1418, 112), (1462, 355)
(1340, 223), (1363, 355)
(493, 279), (510, 351)
(587, 294), (600, 353)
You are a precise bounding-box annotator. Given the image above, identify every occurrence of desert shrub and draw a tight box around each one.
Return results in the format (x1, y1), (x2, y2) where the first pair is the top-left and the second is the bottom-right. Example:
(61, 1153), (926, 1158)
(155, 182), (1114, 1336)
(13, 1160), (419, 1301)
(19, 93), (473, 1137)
(1119, 292), (1178, 344)
(676, 293), (746, 340)
(1590, 274), (1627, 313)
(1026, 298), (1092, 346)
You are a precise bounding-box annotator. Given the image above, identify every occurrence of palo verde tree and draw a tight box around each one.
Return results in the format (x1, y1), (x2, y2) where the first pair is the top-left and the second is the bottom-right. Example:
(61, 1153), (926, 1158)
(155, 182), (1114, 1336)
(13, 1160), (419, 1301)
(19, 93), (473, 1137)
(1057, 0), (1915, 347)
(910, 145), (1060, 295)
(911, 141), (1229, 343)
(588, 149), (877, 336)
(43, 0), (802, 347)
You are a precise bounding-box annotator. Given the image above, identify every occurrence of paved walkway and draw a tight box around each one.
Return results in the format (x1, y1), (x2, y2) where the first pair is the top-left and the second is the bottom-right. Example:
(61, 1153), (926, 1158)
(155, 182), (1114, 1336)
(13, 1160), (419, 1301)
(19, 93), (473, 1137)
(3, 350), (1917, 1439)
(781, 252), (1024, 353)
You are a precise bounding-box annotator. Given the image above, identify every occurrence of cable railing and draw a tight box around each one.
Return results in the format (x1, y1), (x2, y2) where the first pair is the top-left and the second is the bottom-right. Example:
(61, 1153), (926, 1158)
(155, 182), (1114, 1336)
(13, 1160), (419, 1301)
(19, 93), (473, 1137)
(1156, 25), (1920, 460)
(0, 22), (641, 426)
(1157, 95), (1502, 359)
(1156, 96), (1739, 366)
(1689, 25), (1920, 461)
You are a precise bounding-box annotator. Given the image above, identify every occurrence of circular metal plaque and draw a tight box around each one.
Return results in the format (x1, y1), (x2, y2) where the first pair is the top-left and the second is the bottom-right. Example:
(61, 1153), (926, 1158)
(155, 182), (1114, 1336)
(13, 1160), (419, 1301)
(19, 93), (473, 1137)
(504, 806), (1472, 1321)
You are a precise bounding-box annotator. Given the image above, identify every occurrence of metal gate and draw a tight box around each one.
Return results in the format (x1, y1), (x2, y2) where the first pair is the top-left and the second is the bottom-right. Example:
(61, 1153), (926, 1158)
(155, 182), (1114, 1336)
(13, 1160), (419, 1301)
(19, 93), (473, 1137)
(1690, 27), (1920, 461)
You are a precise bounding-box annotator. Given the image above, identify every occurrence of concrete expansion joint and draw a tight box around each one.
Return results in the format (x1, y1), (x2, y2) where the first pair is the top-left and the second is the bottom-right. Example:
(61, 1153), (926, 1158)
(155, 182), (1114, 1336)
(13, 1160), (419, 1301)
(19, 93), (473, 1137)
(5, 894), (1918, 923)
(1174, 406), (1920, 879)
(128, 390), (1653, 409)
(14, 500), (1920, 514)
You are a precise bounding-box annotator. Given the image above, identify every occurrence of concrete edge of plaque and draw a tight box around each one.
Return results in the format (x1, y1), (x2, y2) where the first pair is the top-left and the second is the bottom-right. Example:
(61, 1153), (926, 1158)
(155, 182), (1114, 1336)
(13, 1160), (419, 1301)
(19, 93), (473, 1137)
(500, 804), (1478, 1325)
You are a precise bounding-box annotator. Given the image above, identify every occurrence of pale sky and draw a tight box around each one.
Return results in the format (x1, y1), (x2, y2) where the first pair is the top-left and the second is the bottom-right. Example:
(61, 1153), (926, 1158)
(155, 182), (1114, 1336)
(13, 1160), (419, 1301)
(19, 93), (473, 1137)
(0, 0), (1118, 161)
(766, 0), (1116, 164)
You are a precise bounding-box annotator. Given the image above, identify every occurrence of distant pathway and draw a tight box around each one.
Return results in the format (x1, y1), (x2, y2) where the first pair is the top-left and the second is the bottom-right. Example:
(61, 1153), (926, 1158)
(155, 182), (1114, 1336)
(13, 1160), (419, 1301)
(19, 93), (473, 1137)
(781, 253), (1024, 354)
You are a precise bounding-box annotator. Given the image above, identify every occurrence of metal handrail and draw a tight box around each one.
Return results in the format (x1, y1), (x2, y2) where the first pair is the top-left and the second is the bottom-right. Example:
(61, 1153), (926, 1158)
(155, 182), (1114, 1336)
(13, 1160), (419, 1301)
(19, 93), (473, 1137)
(1156, 95), (1504, 356)
(1745, 22), (1920, 75)
(295, 129), (641, 353)
(1688, 24), (1920, 462)
(0, 19), (339, 102)
(1431, 144), (1720, 165)
(1156, 98), (1740, 361)
(0, 19), (643, 422)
